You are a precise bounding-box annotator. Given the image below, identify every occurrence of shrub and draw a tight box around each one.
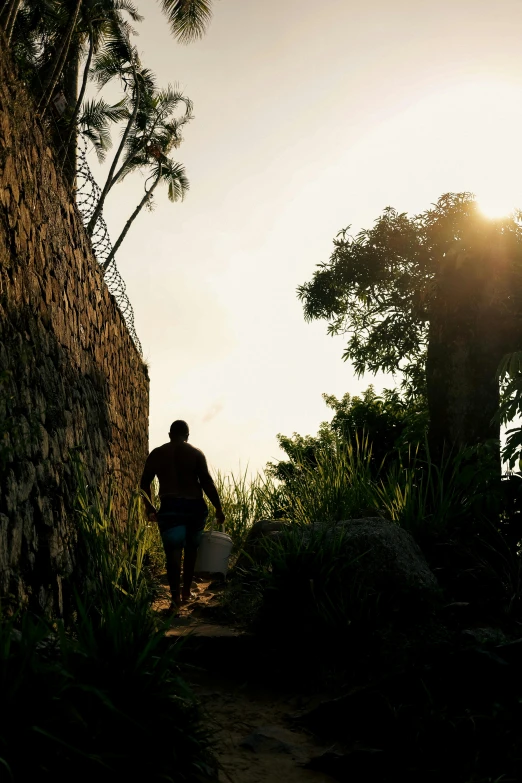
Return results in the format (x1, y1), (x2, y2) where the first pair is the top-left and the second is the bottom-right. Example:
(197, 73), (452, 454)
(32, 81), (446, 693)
(0, 463), (216, 783)
(230, 524), (382, 638)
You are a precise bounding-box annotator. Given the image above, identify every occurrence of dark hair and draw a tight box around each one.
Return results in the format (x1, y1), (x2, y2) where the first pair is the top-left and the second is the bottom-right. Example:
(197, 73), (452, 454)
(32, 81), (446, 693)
(169, 420), (189, 438)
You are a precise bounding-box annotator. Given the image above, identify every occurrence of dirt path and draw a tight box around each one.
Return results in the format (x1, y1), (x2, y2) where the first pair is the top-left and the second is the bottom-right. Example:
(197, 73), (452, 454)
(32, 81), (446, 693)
(153, 578), (338, 783)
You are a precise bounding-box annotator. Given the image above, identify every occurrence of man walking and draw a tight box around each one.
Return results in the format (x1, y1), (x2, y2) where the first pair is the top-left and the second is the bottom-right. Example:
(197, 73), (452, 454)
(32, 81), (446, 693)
(140, 420), (225, 612)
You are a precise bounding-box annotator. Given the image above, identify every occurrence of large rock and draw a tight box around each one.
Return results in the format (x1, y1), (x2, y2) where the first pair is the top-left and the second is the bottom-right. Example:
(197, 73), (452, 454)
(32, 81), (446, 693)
(236, 516), (438, 602)
(331, 517), (438, 597)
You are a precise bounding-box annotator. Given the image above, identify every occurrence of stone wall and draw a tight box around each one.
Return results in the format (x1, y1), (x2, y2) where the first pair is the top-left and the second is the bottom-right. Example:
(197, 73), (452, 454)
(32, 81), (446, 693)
(0, 39), (150, 614)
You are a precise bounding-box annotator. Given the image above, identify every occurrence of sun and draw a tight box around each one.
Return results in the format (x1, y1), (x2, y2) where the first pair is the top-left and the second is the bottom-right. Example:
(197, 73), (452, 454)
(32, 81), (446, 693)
(477, 197), (516, 220)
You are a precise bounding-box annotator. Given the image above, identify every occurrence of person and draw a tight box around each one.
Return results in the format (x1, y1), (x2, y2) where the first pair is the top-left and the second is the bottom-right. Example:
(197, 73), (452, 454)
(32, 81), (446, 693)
(140, 420), (225, 613)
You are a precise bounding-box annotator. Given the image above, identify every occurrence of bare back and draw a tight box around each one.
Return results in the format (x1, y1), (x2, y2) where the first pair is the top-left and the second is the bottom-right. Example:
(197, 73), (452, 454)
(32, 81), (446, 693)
(146, 441), (207, 499)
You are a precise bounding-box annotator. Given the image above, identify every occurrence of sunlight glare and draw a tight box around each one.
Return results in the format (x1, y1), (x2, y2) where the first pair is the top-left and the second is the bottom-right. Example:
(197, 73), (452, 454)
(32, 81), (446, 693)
(477, 196), (515, 219)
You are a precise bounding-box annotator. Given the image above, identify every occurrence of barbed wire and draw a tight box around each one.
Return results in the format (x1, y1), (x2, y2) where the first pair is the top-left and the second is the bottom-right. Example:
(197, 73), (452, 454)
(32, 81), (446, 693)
(75, 134), (143, 356)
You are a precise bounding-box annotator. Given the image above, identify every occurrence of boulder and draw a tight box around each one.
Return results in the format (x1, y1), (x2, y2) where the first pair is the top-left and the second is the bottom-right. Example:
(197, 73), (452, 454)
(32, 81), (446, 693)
(237, 517), (438, 594)
(330, 517), (438, 597)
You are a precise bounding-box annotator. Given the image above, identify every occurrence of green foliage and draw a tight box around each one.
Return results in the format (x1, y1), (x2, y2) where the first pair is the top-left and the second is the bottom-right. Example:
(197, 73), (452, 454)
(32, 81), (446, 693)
(297, 193), (522, 397)
(270, 435), (499, 537)
(376, 442), (498, 536)
(8, 0), (142, 107)
(497, 351), (522, 469)
(73, 459), (160, 603)
(0, 610), (215, 782)
(268, 385), (429, 483)
(276, 435), (379, 526)
(159, 0), (213, 43)
(220, 431), (516, 636)
(79, 97), (128, 162)
(206, 468), (285, 550)
(251, 524), (381, 633)
(5, 1), (198, 256)
(7, 0), (214, 103)
(0, 463), (216, 782)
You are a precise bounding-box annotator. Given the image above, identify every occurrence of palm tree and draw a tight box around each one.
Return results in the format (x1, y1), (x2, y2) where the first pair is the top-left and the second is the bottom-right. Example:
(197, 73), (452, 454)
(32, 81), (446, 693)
(37, 0), (83, 114)
(4, 1), (142, 184)
(5, 0), (214, 187)
(103, 156), (189, 270)
(58, 0), (143, 185)
(85, 40), (160, 234)
(82, 81), (192, 261)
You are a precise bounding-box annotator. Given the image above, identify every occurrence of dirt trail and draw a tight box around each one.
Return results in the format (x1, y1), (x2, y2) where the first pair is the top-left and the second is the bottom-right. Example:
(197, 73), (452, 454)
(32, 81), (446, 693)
(154, 579), (338, 783)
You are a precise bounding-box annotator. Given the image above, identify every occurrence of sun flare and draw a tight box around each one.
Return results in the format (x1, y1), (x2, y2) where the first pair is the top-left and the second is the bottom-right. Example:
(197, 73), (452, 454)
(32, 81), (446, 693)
(477, 197), (515, 219)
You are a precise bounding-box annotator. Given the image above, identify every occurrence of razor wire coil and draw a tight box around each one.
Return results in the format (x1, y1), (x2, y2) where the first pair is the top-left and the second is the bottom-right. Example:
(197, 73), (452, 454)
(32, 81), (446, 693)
(75, 135), (142, 355)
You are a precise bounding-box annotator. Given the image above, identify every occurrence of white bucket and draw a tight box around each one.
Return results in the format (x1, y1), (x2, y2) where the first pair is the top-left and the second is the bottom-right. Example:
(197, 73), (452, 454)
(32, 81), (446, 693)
(195, 528), (233, 575)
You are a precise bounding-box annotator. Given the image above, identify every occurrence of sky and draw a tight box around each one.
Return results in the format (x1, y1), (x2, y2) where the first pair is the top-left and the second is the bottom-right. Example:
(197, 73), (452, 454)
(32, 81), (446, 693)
(90, 0), (522, 476)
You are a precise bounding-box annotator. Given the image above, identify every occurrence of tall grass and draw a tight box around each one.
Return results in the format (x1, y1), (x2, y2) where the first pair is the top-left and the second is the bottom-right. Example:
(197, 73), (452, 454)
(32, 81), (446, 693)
(279, 435), (379, 526)
(0, 462), (216, 783)
(215, 436), (499, 545)
(207, 468), (286, 548)
(217, 436), (516, 631)
(375, 442), (495, 537)
(205, 438), (380, 550)
(74, 465), (158, 602)
(253, 524), (379, 632)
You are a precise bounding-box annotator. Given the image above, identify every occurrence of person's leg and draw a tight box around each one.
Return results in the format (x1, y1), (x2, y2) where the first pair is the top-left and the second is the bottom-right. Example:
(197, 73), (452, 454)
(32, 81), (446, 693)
(181, 528), (204, 602)
(161, 526), (187, 608)
(166, 547), (183, 607)
(182, 548), (197, 602)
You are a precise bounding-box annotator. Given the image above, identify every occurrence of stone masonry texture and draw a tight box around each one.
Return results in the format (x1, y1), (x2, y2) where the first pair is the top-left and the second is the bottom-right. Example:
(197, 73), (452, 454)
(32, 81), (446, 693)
(0, 39), (149, 615)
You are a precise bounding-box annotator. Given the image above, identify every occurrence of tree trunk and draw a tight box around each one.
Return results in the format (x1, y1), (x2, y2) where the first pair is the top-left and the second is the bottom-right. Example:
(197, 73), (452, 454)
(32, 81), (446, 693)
(87, 61), (140, 236)
(426, 318), (502, 459)
(61, 33), (92, 188)
(426, 242), (521, 465)
(3, 0), (21, 41)
(102, 171), (161, 271)
(38, 0), (83, 116)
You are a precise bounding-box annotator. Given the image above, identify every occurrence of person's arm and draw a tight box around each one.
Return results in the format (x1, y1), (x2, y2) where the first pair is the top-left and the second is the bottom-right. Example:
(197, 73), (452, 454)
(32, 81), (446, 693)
(196, 451), (225, 524)
(140, 452), (157, 520)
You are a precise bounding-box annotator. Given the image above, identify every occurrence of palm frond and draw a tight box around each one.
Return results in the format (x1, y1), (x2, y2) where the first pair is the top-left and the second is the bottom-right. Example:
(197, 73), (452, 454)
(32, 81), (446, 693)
(159, 0), (212, 43)
(113, 0), (143, 22)
(161, 159), (189, 202)
(80, 97), (128, 161)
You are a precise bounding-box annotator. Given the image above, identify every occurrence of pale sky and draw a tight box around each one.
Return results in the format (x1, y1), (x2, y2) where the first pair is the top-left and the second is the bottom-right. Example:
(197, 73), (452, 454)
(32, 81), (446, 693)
(90, 0), (522, 476)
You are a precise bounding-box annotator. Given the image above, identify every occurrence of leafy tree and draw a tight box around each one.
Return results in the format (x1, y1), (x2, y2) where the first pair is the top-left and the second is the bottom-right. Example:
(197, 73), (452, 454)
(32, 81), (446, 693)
(267, 385), (428, 483)
(80, 41), (192, 246)
(2, 0), (214, 184)
(100, 85), (192, 269)
(298, 193), (522, 457)
(58, 0), (144, 184)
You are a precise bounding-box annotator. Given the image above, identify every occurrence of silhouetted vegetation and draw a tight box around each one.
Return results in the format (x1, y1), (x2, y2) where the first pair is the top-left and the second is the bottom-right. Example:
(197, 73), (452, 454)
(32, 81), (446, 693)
(208, 432), (522, 782)
(298, 193), (522, 458)
(0, 1), (213, 251)
(0, 463), (216, 782)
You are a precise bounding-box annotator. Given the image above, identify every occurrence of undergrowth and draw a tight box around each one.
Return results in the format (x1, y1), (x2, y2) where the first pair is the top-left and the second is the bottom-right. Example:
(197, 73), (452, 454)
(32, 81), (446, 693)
(0, 460), (216, 783)
(208, 441), (522, 783)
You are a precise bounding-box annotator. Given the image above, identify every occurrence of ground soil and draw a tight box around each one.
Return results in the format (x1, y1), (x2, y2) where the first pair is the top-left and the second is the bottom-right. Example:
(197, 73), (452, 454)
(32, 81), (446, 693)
(153, 578), (339, 783)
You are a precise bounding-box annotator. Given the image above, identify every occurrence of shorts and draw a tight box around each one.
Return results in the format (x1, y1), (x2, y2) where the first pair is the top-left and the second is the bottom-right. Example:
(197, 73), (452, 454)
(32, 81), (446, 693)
(157, 496), (208, 553)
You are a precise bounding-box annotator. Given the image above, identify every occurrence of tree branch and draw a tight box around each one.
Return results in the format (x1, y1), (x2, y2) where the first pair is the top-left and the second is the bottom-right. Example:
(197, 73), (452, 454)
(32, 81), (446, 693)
(59, 23), (94, 179)
(87, 52), (140, 236)
(102, 168), (161, 271)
